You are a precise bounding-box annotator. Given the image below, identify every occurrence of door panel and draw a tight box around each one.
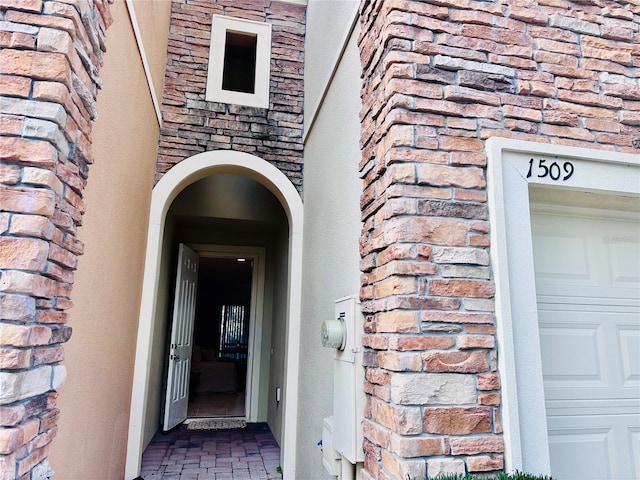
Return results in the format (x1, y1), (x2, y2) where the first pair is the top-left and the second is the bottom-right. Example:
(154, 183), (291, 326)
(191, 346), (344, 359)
(532, 209), (640, 305)
(532, 206), (640, 480)
(164, 243), (199, 431)
(619, 325), (640, 386)
(547, 425), (613, 480)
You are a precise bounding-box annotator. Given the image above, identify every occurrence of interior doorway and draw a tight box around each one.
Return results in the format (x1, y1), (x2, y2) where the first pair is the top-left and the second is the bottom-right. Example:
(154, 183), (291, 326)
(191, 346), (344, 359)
(163, 243), (266, 431)
(187, 254), (259, 420)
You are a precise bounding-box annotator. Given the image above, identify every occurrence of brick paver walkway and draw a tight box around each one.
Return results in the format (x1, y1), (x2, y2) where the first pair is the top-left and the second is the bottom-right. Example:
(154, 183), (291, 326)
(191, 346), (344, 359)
(139, 423), (282, 480)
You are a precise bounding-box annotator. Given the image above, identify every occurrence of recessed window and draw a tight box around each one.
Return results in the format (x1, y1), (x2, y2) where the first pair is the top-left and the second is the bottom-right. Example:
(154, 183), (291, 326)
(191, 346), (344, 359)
(206, 15), (271, 108)
(222, 31), (257, 94)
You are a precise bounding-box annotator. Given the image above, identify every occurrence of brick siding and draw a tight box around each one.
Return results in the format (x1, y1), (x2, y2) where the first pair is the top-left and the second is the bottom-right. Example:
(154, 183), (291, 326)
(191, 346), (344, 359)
(156, 0), (306, 191)
(357, 0), (639, 478)
(0, 0), (112, 478)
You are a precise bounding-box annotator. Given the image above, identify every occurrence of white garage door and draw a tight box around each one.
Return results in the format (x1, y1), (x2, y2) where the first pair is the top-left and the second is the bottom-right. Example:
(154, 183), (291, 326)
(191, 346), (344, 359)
(531, 205), (640, 480)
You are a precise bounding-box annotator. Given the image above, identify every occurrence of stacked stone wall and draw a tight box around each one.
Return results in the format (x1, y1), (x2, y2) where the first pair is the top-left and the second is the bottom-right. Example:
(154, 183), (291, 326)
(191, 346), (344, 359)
(156, 0), (306, 191)
(0, 0), (111, 478)
(357, 0), (639, 478)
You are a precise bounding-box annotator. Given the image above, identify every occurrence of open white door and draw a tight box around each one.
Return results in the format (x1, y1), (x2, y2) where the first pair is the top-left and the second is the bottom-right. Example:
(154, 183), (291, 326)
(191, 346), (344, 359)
(163, 243), (199, 431)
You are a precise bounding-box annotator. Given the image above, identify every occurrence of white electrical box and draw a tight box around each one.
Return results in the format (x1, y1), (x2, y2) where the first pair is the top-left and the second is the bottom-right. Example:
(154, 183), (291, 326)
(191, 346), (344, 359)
(331, 296), (365, 464)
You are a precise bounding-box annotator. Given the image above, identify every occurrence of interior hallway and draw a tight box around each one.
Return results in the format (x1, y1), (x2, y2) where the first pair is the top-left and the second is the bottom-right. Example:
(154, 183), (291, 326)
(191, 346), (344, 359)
(139, 423), (281, 480)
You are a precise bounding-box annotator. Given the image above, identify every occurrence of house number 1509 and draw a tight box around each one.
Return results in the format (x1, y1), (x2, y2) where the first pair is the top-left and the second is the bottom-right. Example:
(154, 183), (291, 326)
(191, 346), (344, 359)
(526, 158), (574, 181)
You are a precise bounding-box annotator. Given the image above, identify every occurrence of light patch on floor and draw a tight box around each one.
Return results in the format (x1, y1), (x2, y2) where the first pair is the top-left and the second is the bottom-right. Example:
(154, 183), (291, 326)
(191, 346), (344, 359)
(187, 392), (245, 418)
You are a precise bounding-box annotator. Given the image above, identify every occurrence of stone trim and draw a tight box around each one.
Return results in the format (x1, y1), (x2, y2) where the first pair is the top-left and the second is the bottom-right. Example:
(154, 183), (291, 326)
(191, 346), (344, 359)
(0, 0), (112, 478)
(356, 0), (639, 478)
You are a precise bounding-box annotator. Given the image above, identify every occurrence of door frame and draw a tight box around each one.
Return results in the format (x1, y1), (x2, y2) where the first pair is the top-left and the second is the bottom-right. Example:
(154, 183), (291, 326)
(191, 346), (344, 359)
(191, 244), (266, 422)
(486, 138), (639, 475)
(125, 151), (304, 480)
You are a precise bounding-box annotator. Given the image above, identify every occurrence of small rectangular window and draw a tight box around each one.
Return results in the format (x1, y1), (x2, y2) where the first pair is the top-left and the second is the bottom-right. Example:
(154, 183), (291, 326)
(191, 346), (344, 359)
(206, 15), (271, 108)
(222, 31), (257, 94)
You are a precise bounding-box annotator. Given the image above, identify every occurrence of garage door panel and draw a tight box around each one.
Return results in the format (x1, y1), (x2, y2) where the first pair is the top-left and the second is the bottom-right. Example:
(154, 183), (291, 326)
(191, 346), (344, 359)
(532, 230), (596, 292)
(539, 322), (603, 384)
(547, 426), (613, 480)
(630, 428), (640, 479)
(533, 232), (592, 282)
(539, 307), (639, 399)
(618, 325), (640, 387)
(532, 209), (640, 302)
(609, 241), (640, 287)
(531, 205), (639, 480)
(548, 414), (639, 480)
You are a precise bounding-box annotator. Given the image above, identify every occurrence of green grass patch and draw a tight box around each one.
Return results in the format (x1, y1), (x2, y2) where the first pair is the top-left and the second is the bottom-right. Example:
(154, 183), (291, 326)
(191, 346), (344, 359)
(421, 473), (554, 480)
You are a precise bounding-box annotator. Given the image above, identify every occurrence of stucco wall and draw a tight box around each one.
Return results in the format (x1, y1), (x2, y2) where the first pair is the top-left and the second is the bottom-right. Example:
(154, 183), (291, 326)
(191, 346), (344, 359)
(303, 0), (358, 132)
(298, 30), (363, 479)
(142, 214), (175, 448)
(131, 0), (172, 108)
(48, 0), (168, 478)
(170, 174), (285, 221)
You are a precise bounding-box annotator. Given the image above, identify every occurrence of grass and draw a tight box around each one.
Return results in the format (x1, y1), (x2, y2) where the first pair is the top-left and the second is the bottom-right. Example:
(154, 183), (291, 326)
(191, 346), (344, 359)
(418, 472), (555, 480)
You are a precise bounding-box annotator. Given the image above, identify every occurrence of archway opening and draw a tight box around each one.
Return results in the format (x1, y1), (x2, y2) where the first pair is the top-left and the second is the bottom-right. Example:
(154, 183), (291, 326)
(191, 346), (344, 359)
(125, 152), (303, 480)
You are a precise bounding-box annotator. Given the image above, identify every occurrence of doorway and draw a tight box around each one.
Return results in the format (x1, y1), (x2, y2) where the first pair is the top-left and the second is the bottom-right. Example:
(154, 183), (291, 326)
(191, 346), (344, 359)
(188, 256), (252, 418)
(183, 246), (266, 424)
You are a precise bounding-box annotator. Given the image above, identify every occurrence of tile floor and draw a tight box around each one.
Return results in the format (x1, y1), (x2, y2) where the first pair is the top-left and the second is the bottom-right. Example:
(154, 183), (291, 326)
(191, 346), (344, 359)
(139, 423), (281, 480)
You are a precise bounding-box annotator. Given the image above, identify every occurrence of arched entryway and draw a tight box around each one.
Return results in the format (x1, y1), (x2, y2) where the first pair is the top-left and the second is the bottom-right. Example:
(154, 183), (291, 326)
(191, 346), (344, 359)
(124, 151), (303, 479)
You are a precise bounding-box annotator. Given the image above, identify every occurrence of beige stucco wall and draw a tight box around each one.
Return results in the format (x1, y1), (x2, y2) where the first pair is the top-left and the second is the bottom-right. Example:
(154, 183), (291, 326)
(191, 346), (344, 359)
(131, 0), (172, 108)
(298, 29), (363, 479)
(48, 0), (167, 477)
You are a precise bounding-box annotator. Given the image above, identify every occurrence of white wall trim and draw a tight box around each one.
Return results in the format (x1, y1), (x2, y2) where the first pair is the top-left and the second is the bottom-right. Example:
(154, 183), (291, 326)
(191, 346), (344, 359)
(125, 0), (163, 127)
(303, 2), (359, 142)
(125, 151), (304, 480)
(487, 138), (639, 475)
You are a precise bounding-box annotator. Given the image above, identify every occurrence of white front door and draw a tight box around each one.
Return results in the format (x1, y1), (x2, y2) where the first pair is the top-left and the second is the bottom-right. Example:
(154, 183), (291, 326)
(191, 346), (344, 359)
(531, 206), (640, 480)
(163, 243), (199, 431)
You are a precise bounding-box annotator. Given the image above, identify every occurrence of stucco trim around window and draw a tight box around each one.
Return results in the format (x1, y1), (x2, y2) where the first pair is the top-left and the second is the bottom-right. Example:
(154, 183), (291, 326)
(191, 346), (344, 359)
(486, 137), (639, 475)
(206, 15), (272, 109)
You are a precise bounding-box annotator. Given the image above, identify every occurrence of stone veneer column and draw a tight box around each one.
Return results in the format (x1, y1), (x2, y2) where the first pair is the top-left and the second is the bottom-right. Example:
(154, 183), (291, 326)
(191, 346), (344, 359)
(0, 0), (111, 478)
(356, 0), (638, 478)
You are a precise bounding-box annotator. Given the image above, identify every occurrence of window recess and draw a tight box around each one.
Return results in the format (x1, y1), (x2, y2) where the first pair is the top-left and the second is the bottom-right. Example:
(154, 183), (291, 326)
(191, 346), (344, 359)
(206, 15), (271, 108)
